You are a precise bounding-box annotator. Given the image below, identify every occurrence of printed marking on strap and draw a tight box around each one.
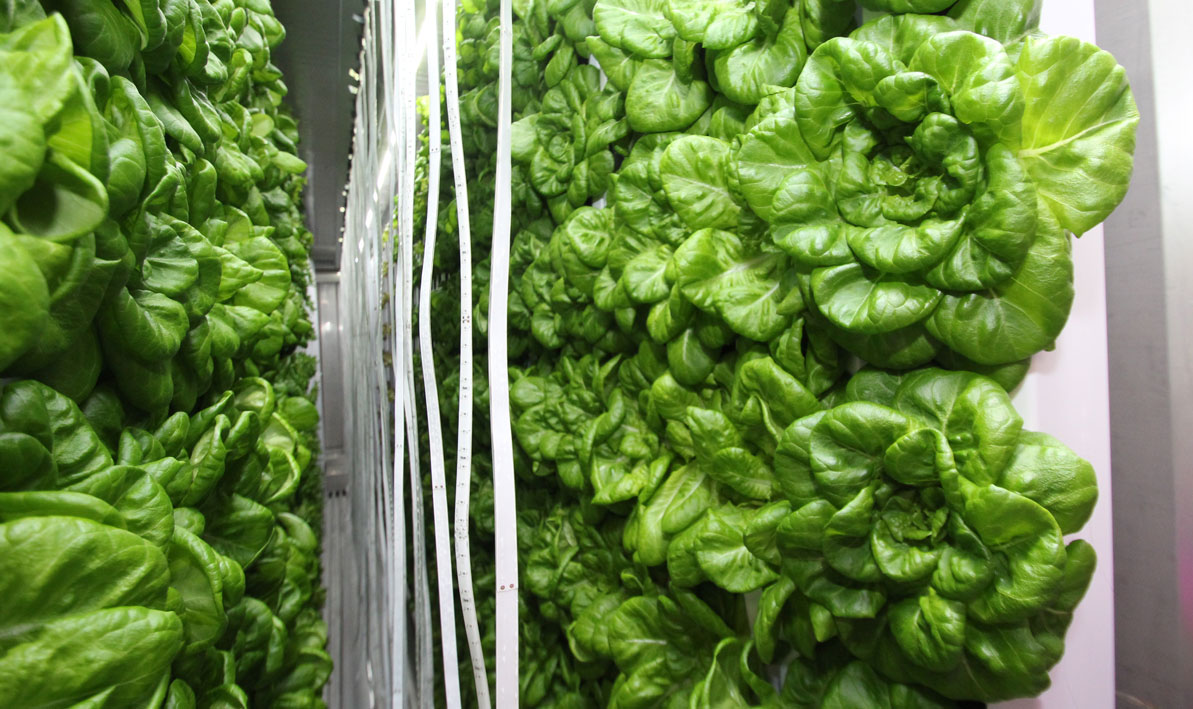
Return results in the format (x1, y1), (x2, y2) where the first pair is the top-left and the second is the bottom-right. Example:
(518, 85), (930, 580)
(376, 2), (408, 706)
(348, 5), (405, 703)
(396, 0), (435, 701)
(442, 0), (492, 704)
(360, 8), (402, 704)
(419, 0), (465, 705)
(490, 0), (519, 703)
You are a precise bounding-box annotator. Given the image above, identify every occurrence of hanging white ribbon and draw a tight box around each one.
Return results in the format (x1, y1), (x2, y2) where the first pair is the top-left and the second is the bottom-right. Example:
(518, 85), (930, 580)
(489, 0), (519, 702)
(442, 0), (492, 703)
(395, 0), (435, 700)
(374, 0), (408, 705)
(419, 0), (464, 705)
(343, 4), (403, 704)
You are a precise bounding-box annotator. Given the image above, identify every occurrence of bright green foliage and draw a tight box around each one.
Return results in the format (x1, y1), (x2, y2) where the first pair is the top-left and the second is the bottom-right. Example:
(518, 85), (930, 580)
(625, 57), (713, 132)
(0, 7), (314, 411)
(710, 6), (807, 105)
(0, 365), (325, 706)
(512, 63), (628, 216)
(507, 361), (1097, 705)
(593, 0), (673, 58)
(779, 643), (956, 708)
(414, 0), (1135, 705)
(734, 13), (1138, 366)
(0, 515), (183, 708)
(771, 369), (1096, 700)
(0, 1), (327, 706)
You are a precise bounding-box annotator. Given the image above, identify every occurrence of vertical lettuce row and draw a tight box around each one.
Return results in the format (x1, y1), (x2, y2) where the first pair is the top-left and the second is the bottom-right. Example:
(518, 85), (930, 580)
(0, 1), (328, 706)
(482, 0), (1138, 706)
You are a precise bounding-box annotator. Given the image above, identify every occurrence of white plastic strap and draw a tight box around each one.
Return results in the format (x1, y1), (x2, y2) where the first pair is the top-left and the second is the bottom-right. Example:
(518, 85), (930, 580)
(361, 5), (401, 701)
(343, 10), (369, 697)
(490, 0), (519, 702)
(420, 0), (464, 705)
(398, 0), (435, 699)
(376, 1), (408, 706)
(346, 5), (401, 701)
(588, 53), (607, 89)
(442, 0), (491, 704)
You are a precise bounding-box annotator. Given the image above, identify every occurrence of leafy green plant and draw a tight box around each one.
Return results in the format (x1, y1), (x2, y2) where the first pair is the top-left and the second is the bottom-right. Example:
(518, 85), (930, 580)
(512, 63), (628, 219)
(0, 513), (183, 707)
(456, 0), (1139, 706)
(736, 12), (1137, 366)
(398, 0), (1141, 705)
(0, 1), (328, 705)
(764, 368), (1096, 700)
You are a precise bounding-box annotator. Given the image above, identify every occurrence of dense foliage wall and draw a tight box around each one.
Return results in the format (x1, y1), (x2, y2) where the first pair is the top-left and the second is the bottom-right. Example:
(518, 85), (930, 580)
(0, 1), (329, 706)
(413, 0), (1139, 706)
